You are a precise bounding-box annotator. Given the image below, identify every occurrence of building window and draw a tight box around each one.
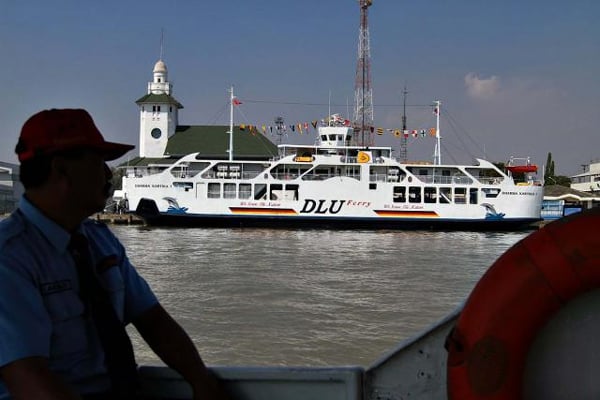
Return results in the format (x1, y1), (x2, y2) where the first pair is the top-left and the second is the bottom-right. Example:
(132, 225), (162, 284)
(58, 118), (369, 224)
(151, 128), (162, 139)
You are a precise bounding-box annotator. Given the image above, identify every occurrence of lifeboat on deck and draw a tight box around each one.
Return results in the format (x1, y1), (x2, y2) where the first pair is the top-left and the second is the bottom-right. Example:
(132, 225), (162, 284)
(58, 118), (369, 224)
(505, 156), (538, 174)
(506, 164), (538, 174)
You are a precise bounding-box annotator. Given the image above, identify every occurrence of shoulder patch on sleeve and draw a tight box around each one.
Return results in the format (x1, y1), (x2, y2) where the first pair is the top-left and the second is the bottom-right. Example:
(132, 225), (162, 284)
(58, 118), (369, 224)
(0, 213), (26, 249)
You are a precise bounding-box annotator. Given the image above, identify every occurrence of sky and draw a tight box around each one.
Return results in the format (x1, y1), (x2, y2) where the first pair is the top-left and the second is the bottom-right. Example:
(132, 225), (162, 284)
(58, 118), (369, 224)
(1, 0), (599, 176)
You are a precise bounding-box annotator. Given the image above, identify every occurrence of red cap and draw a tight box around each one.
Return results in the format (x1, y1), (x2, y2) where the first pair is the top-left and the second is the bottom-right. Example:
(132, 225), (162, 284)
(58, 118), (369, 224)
(16, 109), (135, 162)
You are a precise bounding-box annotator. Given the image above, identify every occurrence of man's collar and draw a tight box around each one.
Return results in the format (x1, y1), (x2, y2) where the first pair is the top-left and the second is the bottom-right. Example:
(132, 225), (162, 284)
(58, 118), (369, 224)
(19, 196), (80, 254)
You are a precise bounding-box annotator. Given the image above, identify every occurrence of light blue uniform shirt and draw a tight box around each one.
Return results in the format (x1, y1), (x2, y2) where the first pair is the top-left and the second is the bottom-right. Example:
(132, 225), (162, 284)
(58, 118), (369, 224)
(0, 197), (158, 398)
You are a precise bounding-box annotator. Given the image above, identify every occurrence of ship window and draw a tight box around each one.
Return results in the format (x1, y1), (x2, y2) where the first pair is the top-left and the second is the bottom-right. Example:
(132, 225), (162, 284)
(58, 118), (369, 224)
(470, 188), (478, 204)
(321, 135), (327, 141)
(224, 183), (236, 199)
(409, 187), (422, 203)
(483, 188), (501, 198)
(284, 184), (299, 200)
(272, 164), (312, 180)
(467, 168), (503, 185)
(303, 165), (341, 181)
(254, 184), (267, 200)
(344, 165), (361, 181)
(270, 184), (283, 200)
(455, 187), (467, 204)
(207, 183), (220, 198)
(369, 166), (387, 182)
(424, 187), (437, 203)
(239, 184), (251, 199)
(173, 182), (193, 192)
(185, 162), (210, 178)
(440, 187), (452, 203)
(369, 183), (377, 190)
(393, 186), (406, 203)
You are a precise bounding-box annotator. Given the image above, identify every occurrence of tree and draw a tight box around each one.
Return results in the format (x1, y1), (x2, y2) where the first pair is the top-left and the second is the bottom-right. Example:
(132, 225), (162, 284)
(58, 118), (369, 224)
(543, 152), (571, 187)
(111, 167), (125, 191)
(544, 152), (555, 180)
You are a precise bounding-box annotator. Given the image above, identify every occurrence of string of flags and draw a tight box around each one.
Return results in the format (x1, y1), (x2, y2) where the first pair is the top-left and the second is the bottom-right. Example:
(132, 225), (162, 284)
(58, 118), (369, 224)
(233, 99), (440, 138)
(238, 122), (437, 138)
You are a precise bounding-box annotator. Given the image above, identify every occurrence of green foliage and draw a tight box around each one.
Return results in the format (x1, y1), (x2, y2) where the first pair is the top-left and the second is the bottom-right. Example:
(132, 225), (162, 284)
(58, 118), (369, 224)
(553, 175), (572, 187)
(110, 167), (125, 190)
(543, 152), (570, 186)
(544, 152), (555, 178)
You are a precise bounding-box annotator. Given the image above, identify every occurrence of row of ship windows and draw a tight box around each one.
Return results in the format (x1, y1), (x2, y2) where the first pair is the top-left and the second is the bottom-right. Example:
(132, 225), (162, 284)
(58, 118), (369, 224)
(165, 162), (502, 186)
(173, 182), (501, 204)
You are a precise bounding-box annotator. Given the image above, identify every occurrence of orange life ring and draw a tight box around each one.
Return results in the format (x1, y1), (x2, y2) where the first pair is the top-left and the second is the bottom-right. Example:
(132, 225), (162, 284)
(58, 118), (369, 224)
(446, 208), (600, 399)
(357, 151), (370, 163)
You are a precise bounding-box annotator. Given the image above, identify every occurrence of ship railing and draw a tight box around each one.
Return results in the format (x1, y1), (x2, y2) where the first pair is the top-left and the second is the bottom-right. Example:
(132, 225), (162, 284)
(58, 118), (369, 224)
(339, 156), (386, 164)
(369, 174), (397, 183)
(199, 171), (261, 180)
(302, 173), (333, 181)
(302, 172), (359, 181)
(271, 172), (300, 180)
(476, 177), (504, 185)
(411, 175), (473, 185)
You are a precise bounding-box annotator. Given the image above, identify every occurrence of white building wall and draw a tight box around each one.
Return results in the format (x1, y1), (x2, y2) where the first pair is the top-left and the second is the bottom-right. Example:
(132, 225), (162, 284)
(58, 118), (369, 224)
(139, 105), (170, 158)
(138, 59), (178, 158)
(571, 161), (600, 193)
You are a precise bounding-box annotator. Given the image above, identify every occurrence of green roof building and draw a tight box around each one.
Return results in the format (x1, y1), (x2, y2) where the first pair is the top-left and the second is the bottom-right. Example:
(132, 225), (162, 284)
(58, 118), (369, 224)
(132, 58), (277, 164)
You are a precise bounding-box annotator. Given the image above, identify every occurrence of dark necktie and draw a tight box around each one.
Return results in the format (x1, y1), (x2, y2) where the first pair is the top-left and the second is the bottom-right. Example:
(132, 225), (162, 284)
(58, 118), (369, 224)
(68, 233), (138, 398)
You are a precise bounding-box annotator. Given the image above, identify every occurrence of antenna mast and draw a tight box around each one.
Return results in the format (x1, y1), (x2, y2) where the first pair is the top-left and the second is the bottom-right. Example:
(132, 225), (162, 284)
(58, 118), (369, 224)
(228, 86), (234, 161)
(353, 0), (374, 147)
(433, 100), (442, 165)
(159, 28), (165, 60)
(399, 85), (408, 162)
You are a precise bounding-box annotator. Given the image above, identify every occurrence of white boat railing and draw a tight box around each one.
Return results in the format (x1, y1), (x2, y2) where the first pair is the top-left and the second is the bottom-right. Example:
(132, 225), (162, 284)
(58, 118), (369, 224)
(136, 307), (462, 400)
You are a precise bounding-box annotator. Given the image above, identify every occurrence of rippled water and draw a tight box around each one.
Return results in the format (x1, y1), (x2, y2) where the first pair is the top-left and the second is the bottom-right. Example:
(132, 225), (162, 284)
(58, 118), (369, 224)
(113, 226), (530, 367)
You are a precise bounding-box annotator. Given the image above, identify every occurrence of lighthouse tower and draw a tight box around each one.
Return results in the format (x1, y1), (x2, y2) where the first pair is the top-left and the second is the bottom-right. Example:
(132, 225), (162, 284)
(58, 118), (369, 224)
(135, 59), (183, 158)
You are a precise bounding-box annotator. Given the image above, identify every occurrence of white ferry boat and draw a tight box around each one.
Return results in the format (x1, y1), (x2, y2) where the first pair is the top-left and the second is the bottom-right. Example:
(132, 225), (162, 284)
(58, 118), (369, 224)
(121, 90), (543, 230)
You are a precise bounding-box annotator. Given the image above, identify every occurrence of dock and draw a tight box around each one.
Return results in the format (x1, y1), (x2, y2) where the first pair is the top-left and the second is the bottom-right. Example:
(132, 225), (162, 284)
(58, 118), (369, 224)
(93, 213), (145, 225)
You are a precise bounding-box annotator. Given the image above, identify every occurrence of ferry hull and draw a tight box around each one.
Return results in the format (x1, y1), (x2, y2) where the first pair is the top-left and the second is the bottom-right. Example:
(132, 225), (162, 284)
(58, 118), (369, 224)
(136, 199), (539, 231)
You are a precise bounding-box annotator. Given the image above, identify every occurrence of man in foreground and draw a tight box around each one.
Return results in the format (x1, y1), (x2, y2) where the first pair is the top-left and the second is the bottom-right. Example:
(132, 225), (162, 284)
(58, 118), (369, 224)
(0, 109), (230, 399)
